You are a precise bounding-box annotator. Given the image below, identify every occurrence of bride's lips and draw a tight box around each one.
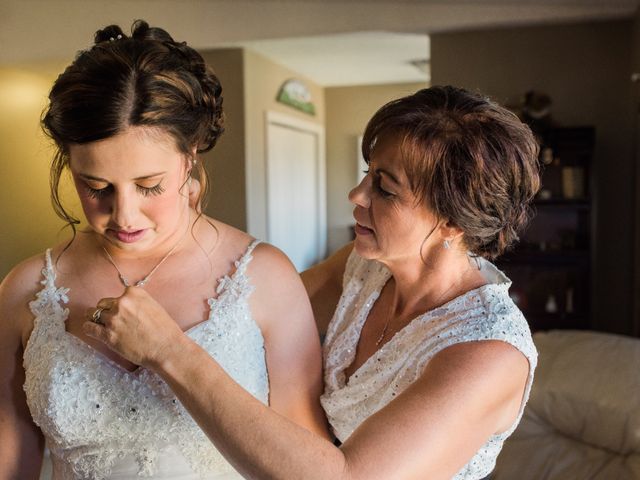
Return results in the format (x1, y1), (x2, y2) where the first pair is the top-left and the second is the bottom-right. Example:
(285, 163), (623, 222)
(354, 223), (374, 236)
(107, 228), (147, 243)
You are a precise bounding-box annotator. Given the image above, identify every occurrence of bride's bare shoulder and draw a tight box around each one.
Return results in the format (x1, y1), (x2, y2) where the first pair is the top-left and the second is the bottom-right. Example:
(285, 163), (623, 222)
(0, 250), (51, 343)
(0, 234), (82, 338)
(196, 215), (256, 258)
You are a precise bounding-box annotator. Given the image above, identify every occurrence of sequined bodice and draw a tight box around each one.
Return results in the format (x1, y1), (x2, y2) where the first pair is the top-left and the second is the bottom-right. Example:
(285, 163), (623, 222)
(23, 241), (268, 479)
(320, 252), (537, 480)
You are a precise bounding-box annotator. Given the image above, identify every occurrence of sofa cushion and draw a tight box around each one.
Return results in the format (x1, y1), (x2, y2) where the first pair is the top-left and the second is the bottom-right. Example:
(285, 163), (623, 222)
(493, 330), (640, 480)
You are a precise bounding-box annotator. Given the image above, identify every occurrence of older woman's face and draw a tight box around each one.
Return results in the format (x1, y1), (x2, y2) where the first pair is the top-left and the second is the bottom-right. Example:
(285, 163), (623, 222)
(349, 134), (440, 264)
(68, 126), (191, 254)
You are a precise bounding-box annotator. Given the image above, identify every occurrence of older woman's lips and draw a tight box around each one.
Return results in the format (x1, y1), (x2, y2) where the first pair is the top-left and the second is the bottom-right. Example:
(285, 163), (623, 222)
(354, 223), (374, 236)
(109, 229), (147, 243)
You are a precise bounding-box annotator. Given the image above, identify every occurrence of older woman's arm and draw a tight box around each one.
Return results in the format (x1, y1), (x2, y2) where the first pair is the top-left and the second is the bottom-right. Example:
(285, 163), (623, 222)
(300, 242), (352, 337)
(85, 286), (529, 480)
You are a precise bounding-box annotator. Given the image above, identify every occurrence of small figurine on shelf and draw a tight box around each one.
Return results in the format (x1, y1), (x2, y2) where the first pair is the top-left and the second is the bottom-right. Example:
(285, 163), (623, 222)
(545, 294), (558, 314)
(507, 90), (554, 135)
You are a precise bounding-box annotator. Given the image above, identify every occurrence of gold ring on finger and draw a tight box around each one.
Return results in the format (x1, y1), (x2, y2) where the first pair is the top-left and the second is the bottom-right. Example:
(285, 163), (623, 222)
(92, 307), (105, 325)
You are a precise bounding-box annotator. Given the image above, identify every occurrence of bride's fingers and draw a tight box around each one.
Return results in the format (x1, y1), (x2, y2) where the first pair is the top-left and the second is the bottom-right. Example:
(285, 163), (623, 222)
(96, 297), (117, 310)
(82, 318), (109, 343)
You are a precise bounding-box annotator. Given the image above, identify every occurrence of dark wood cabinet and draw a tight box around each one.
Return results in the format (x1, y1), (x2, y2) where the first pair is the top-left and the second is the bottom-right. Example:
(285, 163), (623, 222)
(497, 127), (595, 331)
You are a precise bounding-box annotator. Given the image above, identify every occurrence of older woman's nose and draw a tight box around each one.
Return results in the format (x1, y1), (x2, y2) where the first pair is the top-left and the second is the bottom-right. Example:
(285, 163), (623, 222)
(348, 174), (372, 208)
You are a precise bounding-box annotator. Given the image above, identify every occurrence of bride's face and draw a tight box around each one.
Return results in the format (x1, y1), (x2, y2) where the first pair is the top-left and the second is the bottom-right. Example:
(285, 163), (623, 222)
(68, 126), (191, 253)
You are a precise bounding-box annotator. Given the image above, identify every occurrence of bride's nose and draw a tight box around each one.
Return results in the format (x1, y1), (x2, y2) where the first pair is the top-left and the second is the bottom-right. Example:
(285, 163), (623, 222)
(110, 188), (139, 229)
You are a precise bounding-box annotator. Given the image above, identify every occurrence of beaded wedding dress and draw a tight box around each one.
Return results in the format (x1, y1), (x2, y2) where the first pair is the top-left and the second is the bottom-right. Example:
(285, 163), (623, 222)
(24, 241), (268, 479)
(321, 251), (537, 480)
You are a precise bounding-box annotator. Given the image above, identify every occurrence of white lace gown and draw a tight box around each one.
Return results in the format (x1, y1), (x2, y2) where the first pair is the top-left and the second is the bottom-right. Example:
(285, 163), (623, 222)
(24, 241), (268, 480)
(320, 251), (537, 479)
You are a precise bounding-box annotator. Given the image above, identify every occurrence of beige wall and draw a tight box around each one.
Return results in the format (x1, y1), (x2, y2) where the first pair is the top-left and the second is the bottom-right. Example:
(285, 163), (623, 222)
(324, 83), (428, 254)
(243, 49), (325, 240)
(431, 20), (635, 334)
(200, 49), (247, 230)
(0, 63), (81, 279)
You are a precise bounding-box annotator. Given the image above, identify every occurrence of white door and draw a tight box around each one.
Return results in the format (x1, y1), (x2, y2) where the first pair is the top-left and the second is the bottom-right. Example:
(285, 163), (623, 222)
(266, 112), (326, 271)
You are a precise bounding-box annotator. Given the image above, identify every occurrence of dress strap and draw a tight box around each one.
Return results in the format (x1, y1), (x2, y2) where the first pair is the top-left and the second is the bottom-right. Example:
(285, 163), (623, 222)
(29, 249), (69, 319)
(213, 239), (261, 298)
(234, 239), (261, 273)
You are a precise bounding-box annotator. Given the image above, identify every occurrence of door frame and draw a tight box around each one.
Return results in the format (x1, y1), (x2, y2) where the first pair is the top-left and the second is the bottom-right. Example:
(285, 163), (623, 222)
(264, 110), (327, 263)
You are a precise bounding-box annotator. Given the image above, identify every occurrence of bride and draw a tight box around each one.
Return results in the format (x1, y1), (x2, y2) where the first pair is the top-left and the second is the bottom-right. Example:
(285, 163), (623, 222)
(0, 21), (328, 479)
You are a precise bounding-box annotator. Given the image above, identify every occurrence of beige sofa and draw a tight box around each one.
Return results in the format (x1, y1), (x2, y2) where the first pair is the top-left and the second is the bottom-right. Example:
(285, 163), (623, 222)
(493, 330), (640, 480)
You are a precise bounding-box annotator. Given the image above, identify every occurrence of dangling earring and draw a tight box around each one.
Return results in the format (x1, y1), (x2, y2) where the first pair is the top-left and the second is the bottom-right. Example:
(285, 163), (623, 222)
(443, 239), (451, 250)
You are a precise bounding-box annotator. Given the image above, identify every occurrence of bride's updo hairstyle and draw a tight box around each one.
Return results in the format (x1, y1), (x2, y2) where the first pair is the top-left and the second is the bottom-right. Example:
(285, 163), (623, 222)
(42, 20), (224, 229)
(362, 86), (540, 260)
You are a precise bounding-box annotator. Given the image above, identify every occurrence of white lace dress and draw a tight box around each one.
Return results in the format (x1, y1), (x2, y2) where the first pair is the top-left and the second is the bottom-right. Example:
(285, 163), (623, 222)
(320, 251), (537, 479)
(24, 241), (268, 479)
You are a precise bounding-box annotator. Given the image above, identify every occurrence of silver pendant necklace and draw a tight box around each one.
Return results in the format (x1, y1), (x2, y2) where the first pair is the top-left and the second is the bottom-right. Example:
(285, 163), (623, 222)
(102, 229), (188, 288)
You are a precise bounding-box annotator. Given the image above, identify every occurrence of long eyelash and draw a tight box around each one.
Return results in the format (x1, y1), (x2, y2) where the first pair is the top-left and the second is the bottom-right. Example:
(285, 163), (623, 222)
(85, 185), (111, 199)
(137, 184), (165, 197)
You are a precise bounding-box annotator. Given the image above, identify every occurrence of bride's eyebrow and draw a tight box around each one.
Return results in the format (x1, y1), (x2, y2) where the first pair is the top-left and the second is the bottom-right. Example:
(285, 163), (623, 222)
(78, 172), (166, 182)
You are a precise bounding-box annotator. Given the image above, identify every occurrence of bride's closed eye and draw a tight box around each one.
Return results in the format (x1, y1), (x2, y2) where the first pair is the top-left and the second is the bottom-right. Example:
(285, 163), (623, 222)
(84, 183), (166, 199)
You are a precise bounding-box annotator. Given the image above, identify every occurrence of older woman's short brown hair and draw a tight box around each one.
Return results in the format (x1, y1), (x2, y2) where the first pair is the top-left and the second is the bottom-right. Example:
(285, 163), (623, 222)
(362, 85), (540, 260)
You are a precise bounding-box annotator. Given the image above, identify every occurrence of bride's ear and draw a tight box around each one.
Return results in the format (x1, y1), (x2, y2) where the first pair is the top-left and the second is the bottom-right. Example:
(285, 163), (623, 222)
(188, 177), (201, 210)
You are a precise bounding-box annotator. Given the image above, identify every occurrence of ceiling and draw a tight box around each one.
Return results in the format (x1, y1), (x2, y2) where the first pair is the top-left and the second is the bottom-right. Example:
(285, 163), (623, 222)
(223, 0), (639, 87)
(1, 0), (639, 83)
(236, 32), (431, 87)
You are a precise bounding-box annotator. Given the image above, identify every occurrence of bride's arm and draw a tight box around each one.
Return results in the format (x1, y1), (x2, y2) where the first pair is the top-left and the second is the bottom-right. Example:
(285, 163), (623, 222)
(0, 260), (45, 478)
(245, 243), (329, 437)
(84, 284), (529, 479)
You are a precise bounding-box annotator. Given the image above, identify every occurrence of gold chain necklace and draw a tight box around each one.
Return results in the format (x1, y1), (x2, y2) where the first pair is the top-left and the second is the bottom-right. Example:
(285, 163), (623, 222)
(375, 266), (472, 346)
(102, 228), (188, 288)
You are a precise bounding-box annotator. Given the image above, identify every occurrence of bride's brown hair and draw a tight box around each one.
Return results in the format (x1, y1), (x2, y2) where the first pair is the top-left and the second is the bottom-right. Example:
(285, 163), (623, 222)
(42, 20), (224, 233)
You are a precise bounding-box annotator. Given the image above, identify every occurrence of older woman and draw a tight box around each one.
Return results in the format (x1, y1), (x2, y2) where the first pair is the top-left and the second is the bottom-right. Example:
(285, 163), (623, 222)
(84, 85), (540, 479)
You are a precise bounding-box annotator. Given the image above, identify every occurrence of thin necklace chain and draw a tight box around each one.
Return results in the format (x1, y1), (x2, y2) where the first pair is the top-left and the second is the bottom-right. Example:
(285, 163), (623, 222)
(375, 265), (473, 346)
(102, 226), (189, 288)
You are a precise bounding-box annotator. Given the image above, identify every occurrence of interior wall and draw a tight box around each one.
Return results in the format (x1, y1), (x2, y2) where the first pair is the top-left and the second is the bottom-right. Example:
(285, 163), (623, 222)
(243, 49), (325, 241)
(200, 49), (247, 230)
(632, 8), (640, 335)
(324, 82), (428, 254)
(431, 20), (635, 334)
(0, 63), (80, 280)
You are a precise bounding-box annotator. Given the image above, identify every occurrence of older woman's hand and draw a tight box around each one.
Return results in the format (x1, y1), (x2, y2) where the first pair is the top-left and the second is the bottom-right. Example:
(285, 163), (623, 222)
(83, 287), (185, 369)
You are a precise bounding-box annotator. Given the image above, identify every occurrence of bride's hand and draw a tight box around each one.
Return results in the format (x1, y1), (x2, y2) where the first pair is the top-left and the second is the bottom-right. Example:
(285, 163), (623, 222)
(83, 287), (185, 369)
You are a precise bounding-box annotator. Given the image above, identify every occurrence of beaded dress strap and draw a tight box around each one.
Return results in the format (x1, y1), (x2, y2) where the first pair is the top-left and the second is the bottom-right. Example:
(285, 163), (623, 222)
(213, 239), (261, 298)
(27, 249), (70, 343)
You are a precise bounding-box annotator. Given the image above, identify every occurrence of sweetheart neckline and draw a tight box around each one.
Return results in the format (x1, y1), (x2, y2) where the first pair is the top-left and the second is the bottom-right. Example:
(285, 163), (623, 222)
(28, 240), (260, 375)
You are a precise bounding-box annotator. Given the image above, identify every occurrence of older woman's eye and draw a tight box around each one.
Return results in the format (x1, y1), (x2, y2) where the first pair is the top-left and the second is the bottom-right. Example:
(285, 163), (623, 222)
(373, 178), (394, 198)
(137, 183), (165, 197)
